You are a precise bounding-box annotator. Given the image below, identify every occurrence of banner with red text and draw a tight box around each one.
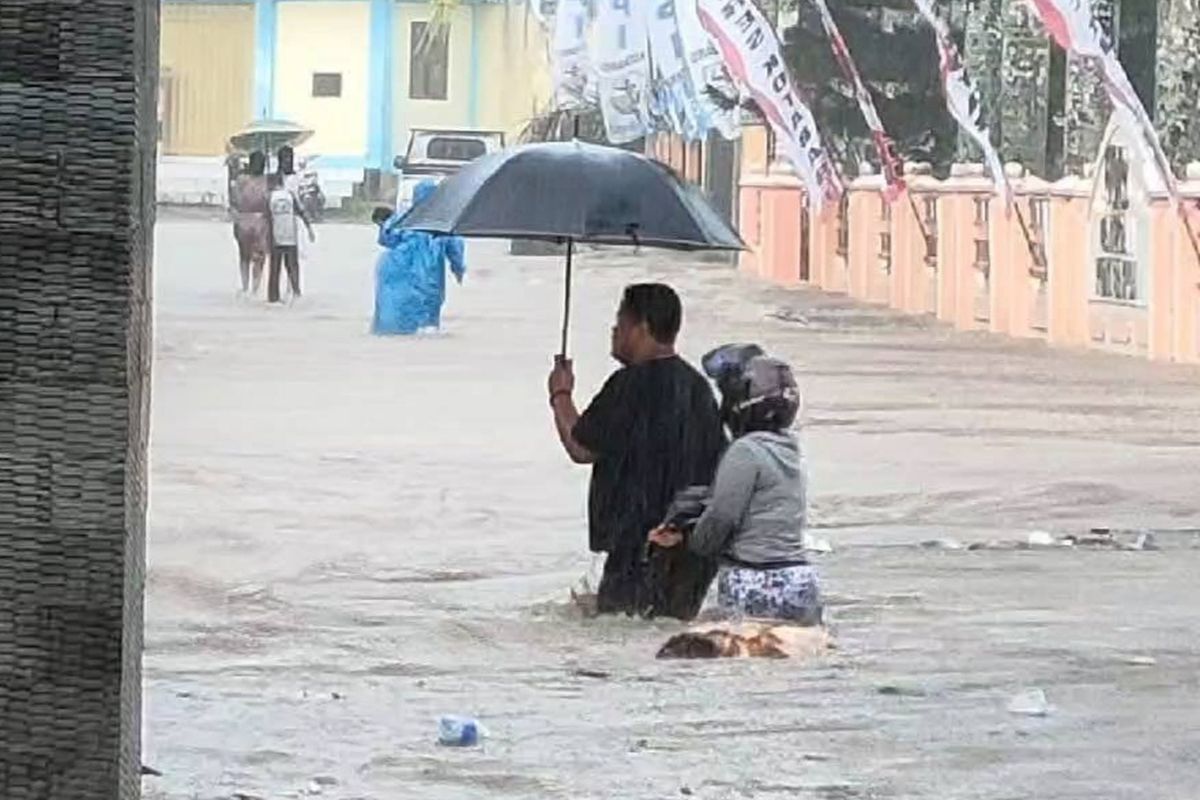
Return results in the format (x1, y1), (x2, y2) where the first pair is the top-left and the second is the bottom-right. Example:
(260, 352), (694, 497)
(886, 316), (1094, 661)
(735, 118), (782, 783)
(697, 0), (843, 207)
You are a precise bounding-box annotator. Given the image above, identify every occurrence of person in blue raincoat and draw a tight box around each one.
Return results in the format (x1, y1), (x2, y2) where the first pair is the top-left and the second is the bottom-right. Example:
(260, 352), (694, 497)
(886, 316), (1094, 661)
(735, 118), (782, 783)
(371, 180), (466, 335)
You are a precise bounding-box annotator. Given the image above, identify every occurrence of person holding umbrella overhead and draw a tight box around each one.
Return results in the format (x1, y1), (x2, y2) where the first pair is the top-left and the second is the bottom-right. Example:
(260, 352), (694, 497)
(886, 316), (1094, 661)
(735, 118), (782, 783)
(548, 284), (726, 619)
(399, 139), (744, 618)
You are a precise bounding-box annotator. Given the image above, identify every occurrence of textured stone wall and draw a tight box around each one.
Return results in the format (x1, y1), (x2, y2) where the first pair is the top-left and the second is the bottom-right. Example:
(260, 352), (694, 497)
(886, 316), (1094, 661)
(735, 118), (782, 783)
(0, 1), (157, 798)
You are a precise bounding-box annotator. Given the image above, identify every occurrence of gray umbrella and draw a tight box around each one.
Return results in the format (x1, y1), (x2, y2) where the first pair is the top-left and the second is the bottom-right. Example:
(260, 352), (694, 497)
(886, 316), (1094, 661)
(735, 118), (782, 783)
(401, 140), (744, 354)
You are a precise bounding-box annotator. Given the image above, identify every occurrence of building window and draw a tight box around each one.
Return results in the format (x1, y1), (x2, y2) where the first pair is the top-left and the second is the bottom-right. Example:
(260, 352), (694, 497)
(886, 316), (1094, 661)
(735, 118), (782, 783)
(1095, 145), (1139, 302)
(312, 72), (343, 98)
(410, 22), (449, 101)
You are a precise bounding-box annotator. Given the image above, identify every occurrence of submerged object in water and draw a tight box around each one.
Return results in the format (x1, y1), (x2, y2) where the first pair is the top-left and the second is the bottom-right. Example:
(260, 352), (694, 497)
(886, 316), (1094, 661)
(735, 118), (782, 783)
(657, 623), (831, 660)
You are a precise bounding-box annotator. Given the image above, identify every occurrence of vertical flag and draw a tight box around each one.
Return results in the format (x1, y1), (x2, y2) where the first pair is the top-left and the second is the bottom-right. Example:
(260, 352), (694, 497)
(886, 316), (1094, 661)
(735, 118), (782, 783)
(647, 0), (706, 139)
(593, 0), (652, 143)
(552, 0), (594, 110)
(811, 0), (905, 200)
(1024, 0), (1178, 198)
(911, 0), (1012, 207)
(697, 0), (843, 207)
(675, 0), (741, 140)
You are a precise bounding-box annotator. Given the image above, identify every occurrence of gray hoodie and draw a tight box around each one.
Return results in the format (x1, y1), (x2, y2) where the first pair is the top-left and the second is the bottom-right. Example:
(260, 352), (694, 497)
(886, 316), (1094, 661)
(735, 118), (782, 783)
(688, 431), (808, 566)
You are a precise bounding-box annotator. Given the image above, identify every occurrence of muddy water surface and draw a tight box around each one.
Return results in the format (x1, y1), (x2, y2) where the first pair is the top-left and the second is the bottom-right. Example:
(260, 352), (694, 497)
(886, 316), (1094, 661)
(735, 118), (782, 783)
(145, 222), (1200, 799)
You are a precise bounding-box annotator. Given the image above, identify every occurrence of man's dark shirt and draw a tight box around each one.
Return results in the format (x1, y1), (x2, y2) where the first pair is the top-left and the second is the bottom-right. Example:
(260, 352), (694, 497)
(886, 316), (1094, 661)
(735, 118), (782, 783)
(573, 355), (726, 556)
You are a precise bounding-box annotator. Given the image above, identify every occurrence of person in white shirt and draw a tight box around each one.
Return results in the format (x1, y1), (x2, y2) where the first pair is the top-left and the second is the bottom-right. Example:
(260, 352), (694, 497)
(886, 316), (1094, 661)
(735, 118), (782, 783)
(266, 172), (314, 303)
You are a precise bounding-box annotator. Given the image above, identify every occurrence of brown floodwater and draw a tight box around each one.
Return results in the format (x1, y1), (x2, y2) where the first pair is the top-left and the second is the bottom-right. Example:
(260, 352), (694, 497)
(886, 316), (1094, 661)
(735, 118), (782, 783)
(144, 220), (1200, 800)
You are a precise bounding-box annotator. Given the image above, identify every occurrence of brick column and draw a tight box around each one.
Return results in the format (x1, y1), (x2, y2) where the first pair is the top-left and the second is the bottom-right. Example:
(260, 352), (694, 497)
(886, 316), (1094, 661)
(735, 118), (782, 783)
(0, 2), (157, 798)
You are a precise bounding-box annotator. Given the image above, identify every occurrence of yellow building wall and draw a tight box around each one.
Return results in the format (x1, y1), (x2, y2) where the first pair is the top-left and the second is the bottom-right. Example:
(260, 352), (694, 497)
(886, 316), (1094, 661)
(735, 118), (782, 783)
(474, 4), (552, 141)
(275, 0), (371, 158)
(393, 4), (475, 152)
(159, 4), (255, 156)
(392, 4), (552, 155)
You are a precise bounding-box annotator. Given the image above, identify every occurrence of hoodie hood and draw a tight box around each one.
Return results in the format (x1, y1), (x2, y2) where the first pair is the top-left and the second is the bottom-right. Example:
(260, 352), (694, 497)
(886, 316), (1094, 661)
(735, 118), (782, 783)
(412, 179), (438, 206)
(743, 430), (802, 477)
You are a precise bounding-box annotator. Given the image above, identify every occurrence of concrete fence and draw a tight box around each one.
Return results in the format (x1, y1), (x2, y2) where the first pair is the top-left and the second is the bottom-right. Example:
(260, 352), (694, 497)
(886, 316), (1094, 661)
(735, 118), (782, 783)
(727, 125), (1200, 365)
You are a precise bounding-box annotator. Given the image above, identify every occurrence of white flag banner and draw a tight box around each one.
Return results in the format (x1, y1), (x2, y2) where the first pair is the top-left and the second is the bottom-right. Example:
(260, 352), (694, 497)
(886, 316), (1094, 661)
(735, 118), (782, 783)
(696, 0), (842, 207)
(812, 0), (905, 200)
(675, 0), (741, 139)
(911, 0), (1012, 206)
(646, 0), (705, 139)
(592, 0), (652, 143)
(552, 0), (594, 110)
(1025, 0), (1177, 197)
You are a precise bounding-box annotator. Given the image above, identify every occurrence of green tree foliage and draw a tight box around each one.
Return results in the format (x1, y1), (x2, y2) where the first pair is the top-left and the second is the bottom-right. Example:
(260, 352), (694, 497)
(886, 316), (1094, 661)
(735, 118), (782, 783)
(780, 0), (961, 174)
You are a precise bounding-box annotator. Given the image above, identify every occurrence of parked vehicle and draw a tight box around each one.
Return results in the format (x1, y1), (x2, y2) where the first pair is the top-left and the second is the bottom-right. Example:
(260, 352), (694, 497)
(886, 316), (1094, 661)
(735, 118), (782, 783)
(394, 128), (505, 210)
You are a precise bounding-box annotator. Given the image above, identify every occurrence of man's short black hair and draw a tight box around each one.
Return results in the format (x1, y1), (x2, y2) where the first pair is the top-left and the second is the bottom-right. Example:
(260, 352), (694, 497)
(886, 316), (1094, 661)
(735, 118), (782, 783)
(620, 283), (682, 345)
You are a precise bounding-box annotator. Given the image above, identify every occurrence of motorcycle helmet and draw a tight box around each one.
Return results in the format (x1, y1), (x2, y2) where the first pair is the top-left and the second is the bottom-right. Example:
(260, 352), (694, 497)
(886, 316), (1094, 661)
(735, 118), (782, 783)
(702, 343), (765, 428)
(708, 349), (801, 437)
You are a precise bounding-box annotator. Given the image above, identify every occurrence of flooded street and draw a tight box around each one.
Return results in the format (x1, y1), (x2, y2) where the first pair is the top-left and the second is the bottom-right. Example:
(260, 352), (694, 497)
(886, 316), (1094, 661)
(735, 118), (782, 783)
(145, 219), (1200, 800)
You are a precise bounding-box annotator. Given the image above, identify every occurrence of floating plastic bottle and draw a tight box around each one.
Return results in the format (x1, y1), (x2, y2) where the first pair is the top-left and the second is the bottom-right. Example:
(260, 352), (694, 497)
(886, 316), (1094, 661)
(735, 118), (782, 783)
(438, 715), (486, 747)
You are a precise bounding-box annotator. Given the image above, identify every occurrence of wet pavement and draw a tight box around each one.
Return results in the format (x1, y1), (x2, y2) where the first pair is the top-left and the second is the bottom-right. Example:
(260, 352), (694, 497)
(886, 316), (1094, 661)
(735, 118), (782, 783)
(144, 219), (1200, 799)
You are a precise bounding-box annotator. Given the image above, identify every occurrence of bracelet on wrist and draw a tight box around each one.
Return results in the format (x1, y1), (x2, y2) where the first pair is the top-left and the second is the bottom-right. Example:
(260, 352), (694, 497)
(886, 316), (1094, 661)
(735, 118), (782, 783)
(549, 389), (571, 406)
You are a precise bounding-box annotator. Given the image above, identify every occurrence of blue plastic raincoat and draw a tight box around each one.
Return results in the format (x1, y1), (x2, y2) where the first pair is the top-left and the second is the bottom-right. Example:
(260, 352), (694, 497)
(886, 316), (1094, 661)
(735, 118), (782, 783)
(372, 180), (466, 335)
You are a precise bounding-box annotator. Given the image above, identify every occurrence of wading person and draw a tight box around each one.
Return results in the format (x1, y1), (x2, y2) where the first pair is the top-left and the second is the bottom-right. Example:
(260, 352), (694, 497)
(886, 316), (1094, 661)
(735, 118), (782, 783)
(648, 348), (822, 625)
(370, 180), (466, 335)
(231, 150), (270, 294)
(547, 283), (725, 619)
(266, 172), (314, 303)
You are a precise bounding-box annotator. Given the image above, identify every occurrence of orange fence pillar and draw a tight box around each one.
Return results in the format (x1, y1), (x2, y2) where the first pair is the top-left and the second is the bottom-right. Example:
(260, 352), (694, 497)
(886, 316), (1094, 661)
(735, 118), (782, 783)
(738, 183), (763, 278)
(808, 203), (840, 291)
(1046, 180), (1092, 349)
(845, 178), (881, 302)
(891, 177), (936, 315)
(1169, 191), (1200, 363)
(936, 169), (992, 331)
(761, 184), (804, 285)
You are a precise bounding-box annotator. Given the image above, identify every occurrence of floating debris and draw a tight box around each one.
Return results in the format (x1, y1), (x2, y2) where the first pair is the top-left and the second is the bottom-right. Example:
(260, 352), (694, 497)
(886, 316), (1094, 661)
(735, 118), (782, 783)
(921, 538), (965, 550)
(1026, 531), (1057, 548)
(571, 667), (611, 680)
(1007, 688), (1051, 717)
(1124, 655), (1158, 667)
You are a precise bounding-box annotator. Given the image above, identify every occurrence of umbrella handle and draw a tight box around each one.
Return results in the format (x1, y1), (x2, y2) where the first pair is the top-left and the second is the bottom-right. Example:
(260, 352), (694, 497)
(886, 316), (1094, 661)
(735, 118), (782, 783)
(560, 239), (573, 358)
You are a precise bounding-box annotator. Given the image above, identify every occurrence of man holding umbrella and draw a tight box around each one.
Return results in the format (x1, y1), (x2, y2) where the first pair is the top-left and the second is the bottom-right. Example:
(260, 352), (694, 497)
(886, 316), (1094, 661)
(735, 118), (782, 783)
(397, 139), (743, 618)
(548, 284), (725, 619)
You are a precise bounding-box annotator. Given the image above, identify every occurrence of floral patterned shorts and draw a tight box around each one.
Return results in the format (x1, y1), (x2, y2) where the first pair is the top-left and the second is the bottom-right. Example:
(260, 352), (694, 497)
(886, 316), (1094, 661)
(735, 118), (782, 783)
(717, 564), (823, 625)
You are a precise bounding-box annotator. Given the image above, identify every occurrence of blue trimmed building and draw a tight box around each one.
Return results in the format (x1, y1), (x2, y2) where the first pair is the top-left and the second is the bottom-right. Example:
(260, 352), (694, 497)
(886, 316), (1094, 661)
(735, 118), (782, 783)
(158, 0), (550, 205)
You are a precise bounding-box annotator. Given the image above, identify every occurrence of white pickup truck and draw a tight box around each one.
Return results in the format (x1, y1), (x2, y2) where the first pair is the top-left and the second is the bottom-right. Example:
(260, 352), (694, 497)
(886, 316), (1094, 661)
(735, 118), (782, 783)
(393, 128), (505, 210)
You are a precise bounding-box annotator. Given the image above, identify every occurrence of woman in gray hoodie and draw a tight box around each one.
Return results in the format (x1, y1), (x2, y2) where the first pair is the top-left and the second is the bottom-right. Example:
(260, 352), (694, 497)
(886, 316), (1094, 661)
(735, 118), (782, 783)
(648, 346), (821, 624)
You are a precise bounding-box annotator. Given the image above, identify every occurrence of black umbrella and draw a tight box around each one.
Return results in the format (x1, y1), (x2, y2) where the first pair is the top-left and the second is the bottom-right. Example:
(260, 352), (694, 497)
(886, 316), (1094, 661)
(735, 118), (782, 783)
(400, 140), (744, 355)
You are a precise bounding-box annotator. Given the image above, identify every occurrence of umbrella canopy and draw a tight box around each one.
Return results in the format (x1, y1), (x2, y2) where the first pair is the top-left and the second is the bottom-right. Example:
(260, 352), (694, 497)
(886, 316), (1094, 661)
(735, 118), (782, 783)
(400, 139), (743, 355)
(229, 119), (314, 154)
(401, 140), (744, 250)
